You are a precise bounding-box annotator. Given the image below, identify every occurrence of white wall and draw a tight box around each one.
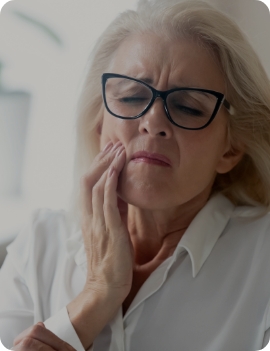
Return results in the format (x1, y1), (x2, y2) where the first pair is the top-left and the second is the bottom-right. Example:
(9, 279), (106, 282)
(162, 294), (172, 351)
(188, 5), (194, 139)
(0, 0), (138, 239)
(0, 0), (269, 241)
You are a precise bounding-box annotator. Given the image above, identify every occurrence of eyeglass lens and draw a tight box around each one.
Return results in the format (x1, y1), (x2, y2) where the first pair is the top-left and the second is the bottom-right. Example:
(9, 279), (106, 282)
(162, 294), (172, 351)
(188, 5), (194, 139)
(105, 77), (218, 129)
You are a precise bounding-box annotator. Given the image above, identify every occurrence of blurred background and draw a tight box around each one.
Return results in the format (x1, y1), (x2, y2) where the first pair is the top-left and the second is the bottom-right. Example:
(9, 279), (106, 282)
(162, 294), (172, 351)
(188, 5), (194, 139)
(0, 0), (269, 266)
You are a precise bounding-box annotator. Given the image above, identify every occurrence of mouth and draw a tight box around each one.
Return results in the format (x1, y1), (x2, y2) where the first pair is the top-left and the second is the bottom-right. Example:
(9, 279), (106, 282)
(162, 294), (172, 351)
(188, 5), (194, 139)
(131, 151), (172, 167)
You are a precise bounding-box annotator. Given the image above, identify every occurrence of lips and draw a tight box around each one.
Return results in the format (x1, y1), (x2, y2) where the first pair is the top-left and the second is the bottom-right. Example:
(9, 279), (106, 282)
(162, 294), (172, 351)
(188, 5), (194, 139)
(131, 151), (172, 166)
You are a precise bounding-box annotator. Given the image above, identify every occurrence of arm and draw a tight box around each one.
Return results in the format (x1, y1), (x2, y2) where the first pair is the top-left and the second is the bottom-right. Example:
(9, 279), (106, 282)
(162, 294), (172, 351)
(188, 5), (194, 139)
(1, 141), (133, 350)
(0, 251), (88, 351)
(0, 256), (34, 348)
(66, 289), (123, 351)
(261, 327), (270, 350)
(67, 140), (133, 350)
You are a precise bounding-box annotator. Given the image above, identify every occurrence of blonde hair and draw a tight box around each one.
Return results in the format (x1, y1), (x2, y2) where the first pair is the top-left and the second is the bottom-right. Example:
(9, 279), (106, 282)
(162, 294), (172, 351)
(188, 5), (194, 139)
(67, 0), (270, 224)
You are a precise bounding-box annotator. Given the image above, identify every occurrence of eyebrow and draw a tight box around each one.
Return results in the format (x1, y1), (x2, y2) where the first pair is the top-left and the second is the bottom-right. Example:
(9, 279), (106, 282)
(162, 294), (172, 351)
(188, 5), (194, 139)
(135, 76), (153, 84)
(132, 75), (202, 89)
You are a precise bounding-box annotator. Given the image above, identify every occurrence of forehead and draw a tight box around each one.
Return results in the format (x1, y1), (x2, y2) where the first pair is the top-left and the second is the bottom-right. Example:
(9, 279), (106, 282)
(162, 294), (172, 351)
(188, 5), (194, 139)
(107, 32), (226, 92)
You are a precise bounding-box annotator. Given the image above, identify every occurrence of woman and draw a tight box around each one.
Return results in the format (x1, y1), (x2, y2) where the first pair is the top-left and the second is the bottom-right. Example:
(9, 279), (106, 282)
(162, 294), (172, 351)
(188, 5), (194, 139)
(1, 0), (270, 350)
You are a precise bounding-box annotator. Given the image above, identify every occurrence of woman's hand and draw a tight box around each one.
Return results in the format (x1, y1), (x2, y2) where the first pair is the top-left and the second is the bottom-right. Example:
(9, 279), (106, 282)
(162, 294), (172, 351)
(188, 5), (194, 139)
(80, 140), (134, 302)
(65, 141), (134, 350)
(12, 322), (75, 350)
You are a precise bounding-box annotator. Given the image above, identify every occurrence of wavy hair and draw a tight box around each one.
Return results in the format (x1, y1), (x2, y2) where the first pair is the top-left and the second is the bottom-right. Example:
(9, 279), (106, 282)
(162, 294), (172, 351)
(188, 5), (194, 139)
(67, 0), (270, 224)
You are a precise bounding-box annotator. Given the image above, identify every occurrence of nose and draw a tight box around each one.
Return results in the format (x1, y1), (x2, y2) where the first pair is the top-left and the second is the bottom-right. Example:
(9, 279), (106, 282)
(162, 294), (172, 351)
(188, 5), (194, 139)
(138, 97), (173, 138)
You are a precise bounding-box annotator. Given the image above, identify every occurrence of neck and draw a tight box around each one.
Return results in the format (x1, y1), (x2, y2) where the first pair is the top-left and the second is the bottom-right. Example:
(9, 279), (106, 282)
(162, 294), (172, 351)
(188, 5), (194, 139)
(127, 190), (211, 267)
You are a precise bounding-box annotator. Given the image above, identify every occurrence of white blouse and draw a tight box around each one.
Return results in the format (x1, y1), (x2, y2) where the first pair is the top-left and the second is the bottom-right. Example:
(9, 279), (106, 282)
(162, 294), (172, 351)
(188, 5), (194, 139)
(0, 193), (270, 351)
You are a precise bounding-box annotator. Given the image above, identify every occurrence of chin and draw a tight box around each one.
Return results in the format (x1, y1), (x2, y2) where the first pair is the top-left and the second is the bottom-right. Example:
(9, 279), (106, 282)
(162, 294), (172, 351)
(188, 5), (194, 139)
(120, 193), (164, 210)
(117, 178), (166, 210)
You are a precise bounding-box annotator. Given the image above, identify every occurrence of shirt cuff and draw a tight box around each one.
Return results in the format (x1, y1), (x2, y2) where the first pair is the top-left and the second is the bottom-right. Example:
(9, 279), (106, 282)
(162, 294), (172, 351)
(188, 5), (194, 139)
(44, 306), (89, 351)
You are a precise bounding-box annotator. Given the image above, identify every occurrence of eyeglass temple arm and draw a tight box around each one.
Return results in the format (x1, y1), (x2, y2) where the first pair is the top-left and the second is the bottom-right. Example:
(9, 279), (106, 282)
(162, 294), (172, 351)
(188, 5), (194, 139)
(223, 98), (235, 115)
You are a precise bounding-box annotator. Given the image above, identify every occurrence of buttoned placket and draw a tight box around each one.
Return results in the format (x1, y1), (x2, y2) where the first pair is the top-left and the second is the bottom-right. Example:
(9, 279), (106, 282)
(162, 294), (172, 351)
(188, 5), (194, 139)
(87, 248), (187, 351)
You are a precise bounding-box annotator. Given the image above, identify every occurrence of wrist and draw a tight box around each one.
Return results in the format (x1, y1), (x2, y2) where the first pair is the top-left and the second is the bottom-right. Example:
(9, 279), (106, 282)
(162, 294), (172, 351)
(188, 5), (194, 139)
(67, 290), (122, 350)
(82, 282), (129, 305)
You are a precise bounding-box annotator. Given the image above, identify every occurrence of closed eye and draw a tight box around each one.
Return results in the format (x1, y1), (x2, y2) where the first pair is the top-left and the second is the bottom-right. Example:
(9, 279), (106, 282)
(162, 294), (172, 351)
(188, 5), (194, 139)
(119, 97), (149, 104)
(174, 104), (204, 116)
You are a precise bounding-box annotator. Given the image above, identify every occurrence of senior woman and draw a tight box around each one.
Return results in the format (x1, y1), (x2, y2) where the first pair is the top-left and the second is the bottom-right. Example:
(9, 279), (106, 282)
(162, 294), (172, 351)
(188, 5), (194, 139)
(1, 0), (270, 350)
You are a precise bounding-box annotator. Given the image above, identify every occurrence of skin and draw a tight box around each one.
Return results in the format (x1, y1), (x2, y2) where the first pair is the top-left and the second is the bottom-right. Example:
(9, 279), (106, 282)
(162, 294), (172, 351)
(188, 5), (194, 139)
(12, 32), (246, 350)
(12, 323), (76, 350)
(98, 32), (244, 271)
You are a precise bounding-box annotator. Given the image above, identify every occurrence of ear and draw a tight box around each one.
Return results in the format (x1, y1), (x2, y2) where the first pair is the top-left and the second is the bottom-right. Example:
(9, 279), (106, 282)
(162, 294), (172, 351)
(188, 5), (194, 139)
(216, 141), (246, 174)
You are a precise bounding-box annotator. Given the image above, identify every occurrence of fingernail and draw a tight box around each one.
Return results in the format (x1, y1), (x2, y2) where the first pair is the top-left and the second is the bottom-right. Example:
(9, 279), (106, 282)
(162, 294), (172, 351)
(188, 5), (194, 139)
(116, 146), (124, 157)
(111, 141), (122, 151)
(103, 141), (113, 152)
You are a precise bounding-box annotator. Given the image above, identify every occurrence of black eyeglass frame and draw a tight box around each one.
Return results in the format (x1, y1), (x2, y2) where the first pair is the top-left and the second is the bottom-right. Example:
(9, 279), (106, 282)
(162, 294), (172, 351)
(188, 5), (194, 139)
(102, 73), (232, 130)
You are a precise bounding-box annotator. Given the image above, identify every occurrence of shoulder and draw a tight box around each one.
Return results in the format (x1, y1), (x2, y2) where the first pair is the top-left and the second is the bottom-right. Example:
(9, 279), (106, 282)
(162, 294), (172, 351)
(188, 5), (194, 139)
(19, 207), (77, 244)
(29, 207), (79, 244)
(224, 204), (270, 258)
(6, 208), (79, 276)
(230, 205), (270, 235)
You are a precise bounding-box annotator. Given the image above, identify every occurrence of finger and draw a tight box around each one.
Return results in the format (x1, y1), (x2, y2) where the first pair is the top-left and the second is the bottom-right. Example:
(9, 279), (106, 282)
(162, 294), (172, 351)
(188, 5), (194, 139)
(91, 165), (111, 236)
(80, 141), (122, 217)
(104, 146), (127, 229)
(92, 145), (126, 233)
(13, 324), (75, 351)
(117, 196), (128, 228)
(81, 142), (123, 230)
(79, 141), (113, 218)
(90, 141), (122, 187)
(12, 337), (56, 350)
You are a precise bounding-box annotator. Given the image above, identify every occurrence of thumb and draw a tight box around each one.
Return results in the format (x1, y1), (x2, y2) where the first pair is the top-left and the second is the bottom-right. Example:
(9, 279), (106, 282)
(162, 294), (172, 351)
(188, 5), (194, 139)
(37, 322), (45, 327)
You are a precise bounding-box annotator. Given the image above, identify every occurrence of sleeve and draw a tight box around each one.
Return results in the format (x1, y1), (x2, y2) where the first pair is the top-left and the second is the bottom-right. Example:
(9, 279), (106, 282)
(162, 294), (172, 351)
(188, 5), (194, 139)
(261, 327), (270, 350)
(0, 254), (34, 348)
(45, 308), (93, 351)
(0, 209), (93, 351)
(260, 293), (270, 350)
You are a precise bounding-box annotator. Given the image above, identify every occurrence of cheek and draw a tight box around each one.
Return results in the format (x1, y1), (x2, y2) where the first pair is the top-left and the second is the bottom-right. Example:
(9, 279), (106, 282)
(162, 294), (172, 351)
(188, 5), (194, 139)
(116, 119), (228, 209)
(179, 126), (227, 174)
(116, 133), (227, 208)
(100, 114), (137, 146)
(99, 113), (120, 146)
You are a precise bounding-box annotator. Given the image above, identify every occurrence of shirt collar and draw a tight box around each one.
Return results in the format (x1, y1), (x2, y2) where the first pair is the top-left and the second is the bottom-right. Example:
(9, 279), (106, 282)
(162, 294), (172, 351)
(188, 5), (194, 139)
(66, 192), (235, 279)
(172, 192), (235, 277)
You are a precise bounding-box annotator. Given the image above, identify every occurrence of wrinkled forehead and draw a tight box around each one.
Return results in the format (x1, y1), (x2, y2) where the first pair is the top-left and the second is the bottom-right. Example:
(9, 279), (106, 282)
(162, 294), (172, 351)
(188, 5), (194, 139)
(107, 32), (226, 93)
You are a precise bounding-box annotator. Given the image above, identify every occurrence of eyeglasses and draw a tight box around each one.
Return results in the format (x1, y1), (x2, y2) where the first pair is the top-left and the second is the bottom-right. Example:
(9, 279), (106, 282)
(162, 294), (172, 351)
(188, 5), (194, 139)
(101, 73), (234, 130)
